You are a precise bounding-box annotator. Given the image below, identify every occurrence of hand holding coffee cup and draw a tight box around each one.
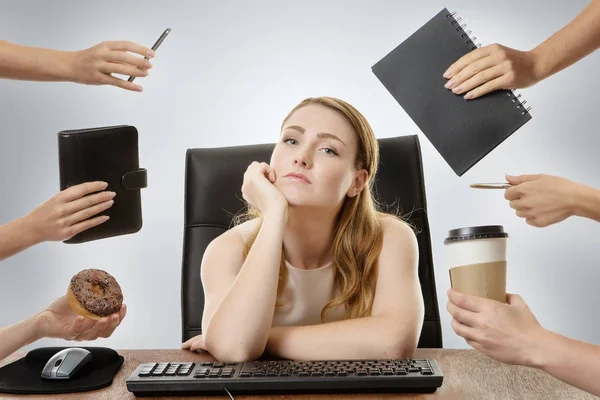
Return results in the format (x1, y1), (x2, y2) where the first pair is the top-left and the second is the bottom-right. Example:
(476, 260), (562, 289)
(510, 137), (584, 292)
(444, 226), (508, 303)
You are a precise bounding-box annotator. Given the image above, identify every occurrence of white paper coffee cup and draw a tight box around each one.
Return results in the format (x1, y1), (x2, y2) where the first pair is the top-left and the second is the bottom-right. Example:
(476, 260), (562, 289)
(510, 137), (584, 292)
(444, 226), (508, 303)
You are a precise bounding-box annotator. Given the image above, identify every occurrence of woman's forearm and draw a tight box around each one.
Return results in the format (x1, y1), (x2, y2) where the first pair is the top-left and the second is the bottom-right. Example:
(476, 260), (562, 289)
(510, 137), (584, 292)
(266, 316), (416, 361)
(0, 313), (42, 362)
(572, 183), (600, 223)
(0, 216), (41, 262)
(205, 212), (286, 361)
(0, 40), (74, 81)
(531, 329), (600, 396)
(530, 0), (600, 82)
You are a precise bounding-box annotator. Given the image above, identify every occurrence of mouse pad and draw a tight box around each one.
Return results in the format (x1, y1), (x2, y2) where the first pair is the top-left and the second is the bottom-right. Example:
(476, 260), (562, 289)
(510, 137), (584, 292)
(0, 346), (124, 394)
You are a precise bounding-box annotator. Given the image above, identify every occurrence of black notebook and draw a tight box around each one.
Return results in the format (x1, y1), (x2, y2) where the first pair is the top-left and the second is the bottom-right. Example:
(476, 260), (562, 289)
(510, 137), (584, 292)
(58, 125), (147, 244)
(372, 8), (532, 176)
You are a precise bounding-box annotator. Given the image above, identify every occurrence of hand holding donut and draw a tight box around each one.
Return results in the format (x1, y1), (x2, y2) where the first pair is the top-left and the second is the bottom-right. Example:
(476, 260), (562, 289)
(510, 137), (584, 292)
(38, 295), (126, 341)
(37, 269), (126, 341)
(23, 181), (115, 243)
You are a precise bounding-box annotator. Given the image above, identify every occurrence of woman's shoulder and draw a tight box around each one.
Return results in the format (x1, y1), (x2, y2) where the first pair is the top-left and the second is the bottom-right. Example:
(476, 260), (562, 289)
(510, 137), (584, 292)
(377, 214), (418, 246)
(202, 219), (261, 272)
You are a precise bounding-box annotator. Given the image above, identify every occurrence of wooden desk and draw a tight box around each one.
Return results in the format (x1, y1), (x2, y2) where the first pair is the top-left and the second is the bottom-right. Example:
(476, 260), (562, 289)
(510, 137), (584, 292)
(0, 349), (595, 399)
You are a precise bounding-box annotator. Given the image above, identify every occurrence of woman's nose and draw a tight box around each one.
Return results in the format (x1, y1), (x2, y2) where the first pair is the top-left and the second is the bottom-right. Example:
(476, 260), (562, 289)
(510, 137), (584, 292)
(293, 151), (311, 167)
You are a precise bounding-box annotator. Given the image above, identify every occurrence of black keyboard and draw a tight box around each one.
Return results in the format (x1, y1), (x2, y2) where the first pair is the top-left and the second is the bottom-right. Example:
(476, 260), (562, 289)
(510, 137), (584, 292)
(126, 358), (443, 397)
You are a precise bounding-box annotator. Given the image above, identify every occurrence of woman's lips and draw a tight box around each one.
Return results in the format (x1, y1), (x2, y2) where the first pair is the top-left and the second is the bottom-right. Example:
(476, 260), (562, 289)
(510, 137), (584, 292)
(284, 172), (311, 184)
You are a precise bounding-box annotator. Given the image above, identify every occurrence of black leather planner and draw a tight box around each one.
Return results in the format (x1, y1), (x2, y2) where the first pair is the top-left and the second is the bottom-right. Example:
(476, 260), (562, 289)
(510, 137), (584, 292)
(372, 8), (532, 176)
(58, 125), (147, 243)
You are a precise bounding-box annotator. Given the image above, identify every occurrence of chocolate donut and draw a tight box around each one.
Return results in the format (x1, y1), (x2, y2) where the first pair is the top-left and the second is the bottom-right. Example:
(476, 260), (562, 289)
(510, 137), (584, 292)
(68, 269), (123, 319)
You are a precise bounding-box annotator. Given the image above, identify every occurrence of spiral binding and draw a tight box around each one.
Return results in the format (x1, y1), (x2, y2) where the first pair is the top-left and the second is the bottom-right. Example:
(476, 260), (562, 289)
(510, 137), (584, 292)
(446, 11), (532, 116)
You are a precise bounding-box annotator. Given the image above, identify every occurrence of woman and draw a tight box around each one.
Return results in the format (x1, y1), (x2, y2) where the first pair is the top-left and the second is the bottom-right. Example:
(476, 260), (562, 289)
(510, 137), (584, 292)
(182, 97), (424, 361)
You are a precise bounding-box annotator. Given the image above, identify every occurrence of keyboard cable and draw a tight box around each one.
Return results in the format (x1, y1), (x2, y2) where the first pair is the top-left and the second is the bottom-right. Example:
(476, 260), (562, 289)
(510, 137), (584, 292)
(224, 387), (235, 400)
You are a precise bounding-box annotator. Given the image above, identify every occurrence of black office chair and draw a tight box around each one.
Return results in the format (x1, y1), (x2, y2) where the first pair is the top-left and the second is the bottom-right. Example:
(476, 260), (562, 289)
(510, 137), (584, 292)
(181, 135), (443, 348)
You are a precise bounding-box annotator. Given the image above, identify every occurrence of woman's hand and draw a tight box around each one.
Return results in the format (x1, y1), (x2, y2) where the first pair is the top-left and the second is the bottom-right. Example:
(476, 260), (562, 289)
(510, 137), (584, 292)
(443, 44), (542, 100)
(241, 162), (289, 219)
(447, 289), (549, 367)
(24, 181), (115, 242)
(504, 174), (582, 227)
(69, 41), (155, 91)
(181, 334), (207, 352)
(37, 295), (127, 341)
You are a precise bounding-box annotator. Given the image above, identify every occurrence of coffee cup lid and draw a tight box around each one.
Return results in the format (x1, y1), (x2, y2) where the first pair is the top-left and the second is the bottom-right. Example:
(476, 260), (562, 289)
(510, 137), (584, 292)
(444, 225), (508, 244)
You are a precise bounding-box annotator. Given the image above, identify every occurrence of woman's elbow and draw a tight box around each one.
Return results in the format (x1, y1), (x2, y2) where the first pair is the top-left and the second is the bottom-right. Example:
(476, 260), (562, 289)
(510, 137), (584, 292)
(205, 334), (264, 362)
(383, 331), (418, 359)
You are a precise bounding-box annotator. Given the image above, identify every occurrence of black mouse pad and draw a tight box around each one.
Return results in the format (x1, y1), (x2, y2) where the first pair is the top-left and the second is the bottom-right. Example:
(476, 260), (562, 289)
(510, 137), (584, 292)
(0, 346), (124, 394)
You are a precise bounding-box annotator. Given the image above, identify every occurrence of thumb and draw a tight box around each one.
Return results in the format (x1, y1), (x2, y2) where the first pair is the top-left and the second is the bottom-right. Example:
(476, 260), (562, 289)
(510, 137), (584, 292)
(506, 174), (541, 185)
(506, 293), (526, 306)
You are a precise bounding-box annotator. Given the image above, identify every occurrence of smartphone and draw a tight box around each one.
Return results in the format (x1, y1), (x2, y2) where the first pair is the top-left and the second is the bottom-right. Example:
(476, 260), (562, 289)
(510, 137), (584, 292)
(128, 28), (172, 82)
(470, 183), (512, 189)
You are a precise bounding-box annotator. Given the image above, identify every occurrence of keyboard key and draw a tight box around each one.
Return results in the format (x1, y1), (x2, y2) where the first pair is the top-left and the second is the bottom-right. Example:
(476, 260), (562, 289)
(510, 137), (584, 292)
(213, 362), (225, 368)
(200, 362), (213, 366)
(409, 367), (420, 373)
(421, 369), (434, 375)
(240, 372), (251, 377)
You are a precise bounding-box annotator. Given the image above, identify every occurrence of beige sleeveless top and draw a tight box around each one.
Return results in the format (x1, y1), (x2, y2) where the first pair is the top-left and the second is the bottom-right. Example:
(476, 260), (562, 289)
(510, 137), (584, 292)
(272, 259), (346, 327)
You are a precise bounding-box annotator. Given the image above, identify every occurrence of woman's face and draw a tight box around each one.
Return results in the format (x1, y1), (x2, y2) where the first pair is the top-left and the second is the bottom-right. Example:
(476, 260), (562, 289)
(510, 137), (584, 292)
(270, 104), (366, 211)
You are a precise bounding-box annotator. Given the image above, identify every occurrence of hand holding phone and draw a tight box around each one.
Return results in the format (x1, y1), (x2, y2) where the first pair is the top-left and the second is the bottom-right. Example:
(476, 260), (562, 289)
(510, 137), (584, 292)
(128, 28), (171, 82)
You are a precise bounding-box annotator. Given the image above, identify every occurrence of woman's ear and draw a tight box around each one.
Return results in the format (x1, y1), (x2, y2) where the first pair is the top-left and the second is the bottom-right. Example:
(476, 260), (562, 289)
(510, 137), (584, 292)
(347, 169), (368, 197)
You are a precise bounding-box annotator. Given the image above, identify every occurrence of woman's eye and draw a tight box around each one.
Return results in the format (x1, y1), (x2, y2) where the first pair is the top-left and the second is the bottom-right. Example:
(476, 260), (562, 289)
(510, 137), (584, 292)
(322, 148), (338, 156)
(283, 138), (297, 145)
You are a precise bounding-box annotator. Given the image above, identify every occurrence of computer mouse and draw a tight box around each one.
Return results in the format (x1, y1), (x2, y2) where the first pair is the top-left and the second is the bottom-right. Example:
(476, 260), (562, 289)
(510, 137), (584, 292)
(41, 348), (92, 380)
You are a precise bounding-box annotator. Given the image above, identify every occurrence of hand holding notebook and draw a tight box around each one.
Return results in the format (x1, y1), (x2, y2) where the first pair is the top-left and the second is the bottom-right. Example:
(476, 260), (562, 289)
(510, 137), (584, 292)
(58, 125), (148, 243)
(372, 8), (532, 176)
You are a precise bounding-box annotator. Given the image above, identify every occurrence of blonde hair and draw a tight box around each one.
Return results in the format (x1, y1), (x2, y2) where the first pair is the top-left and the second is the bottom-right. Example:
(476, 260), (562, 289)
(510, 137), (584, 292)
(236, 96), (396, 321)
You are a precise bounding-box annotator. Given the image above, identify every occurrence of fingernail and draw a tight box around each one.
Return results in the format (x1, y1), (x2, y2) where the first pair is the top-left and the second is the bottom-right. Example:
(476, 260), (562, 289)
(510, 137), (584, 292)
(443, 69), (452, 78)
(135, 85), (143, 92)
(103, 215), (110, 221)
(102, 182), (109, 188)
(464, 92), (474, 100)
(445, 79), (455, 89)
(109, 191), (116, 197)
(147, 49), (156, 58)
(145, 60), (153, 68)
(452, 85), (463, 94)
(506, 174), (515, 179)
(105, 200), (114, 207)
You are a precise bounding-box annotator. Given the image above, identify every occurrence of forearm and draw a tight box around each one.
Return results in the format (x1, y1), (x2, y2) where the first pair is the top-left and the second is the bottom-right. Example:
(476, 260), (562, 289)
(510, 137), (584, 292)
(205, 213), (286, 361)
(266, 316), (417, 361)
(0, 216), (41, 262)
(0, 313), (42, 362)
(0, 40), (74, 81)
(572, 183), (600, 223)
(532, 330), (600, 396)
(530, 0), (600, 82)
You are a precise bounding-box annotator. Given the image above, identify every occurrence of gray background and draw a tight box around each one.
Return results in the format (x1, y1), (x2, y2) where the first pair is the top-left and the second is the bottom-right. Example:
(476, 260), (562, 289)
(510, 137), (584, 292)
(1, 0), (598, 351)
